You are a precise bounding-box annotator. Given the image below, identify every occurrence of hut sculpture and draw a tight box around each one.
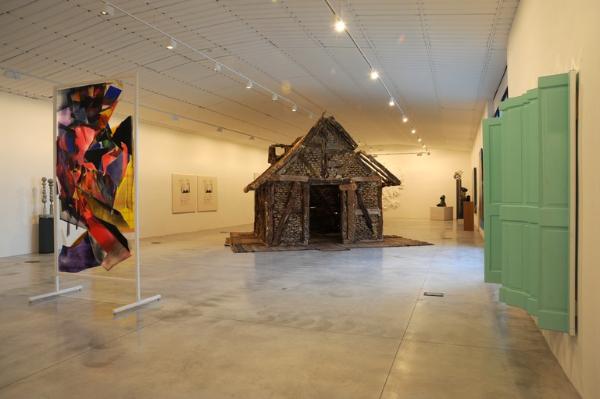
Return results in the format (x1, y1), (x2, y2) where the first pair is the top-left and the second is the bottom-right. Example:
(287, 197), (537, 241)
(243, 116), (401, 247)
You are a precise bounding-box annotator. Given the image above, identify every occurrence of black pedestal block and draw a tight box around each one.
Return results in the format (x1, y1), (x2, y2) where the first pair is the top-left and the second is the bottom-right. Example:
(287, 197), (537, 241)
(39, 216), (54, 254)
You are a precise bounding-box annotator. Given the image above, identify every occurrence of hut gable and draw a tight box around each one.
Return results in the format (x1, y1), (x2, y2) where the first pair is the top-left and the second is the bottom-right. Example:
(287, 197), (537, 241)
(244, 116), (399, 192)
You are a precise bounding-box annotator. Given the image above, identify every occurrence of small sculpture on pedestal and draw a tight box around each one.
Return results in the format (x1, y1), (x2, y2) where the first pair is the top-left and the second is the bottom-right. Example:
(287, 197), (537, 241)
(41, 177), (48, 216)
(48, 178), (55, 214)
(437, 195), (446, 207)
(39, 176), (55, 254)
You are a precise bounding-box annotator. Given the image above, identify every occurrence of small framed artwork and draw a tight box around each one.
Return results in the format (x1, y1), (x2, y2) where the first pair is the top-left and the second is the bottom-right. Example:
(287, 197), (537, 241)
(197, 176), (218, 212)
(172, 174), (197, 213)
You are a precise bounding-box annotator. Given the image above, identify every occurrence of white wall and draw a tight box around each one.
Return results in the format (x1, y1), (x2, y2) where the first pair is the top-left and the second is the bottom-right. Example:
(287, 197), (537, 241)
(139, 124), (266, 238)
(377, 148), (471, 219)
(0, 91), (269, 257)
(502, 1), (600, 396)
(0, 93), (54, 258)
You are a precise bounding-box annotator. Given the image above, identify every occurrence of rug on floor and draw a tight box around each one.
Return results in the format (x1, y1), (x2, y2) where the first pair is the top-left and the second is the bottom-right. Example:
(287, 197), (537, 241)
(225, 232), (432, 253)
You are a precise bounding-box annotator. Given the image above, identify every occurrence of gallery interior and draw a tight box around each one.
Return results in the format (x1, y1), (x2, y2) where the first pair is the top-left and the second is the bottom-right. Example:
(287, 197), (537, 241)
(0, 0), (599, 398)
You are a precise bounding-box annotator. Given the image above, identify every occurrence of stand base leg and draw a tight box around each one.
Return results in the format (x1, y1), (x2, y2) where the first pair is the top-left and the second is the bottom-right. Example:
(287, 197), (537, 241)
(29, 285), (83, 303)
(113, 294), (161, 315)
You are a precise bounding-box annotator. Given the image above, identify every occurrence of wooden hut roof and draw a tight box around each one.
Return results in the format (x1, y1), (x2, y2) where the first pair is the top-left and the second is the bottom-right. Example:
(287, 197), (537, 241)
(244, 116), (401, 192)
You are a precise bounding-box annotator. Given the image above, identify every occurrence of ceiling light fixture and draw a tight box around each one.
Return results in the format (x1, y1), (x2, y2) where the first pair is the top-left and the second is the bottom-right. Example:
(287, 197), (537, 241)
(3, 69), (21, 80)
(100, 5), (114, 16)
(370, 70), (379, 80)
(272, 93), (278, 101)
(246, 80), (253, 89)
(292, 104), (298, 112)
(411, 128), (416, 134)
(402, 116), (408, 123)
(388, 98), (395, 107)
(334, 18), (346, 32)
(418, 137), (422, 143)
(214, 63), (222, 72)
(166, 38), (177, 50)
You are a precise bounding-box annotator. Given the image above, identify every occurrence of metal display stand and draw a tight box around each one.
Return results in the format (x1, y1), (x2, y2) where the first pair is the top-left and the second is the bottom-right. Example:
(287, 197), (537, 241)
(29, 72), (161, 315)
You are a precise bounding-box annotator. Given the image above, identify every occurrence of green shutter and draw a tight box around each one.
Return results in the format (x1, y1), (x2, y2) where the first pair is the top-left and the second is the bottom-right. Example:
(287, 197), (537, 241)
(483, 118), (502, 284)
(537, 74), (572, 332)
(483, 72), (575, 334)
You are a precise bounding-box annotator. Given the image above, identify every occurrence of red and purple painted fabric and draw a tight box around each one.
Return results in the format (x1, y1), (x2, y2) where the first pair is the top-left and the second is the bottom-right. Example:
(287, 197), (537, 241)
(56, 82), (134, 273)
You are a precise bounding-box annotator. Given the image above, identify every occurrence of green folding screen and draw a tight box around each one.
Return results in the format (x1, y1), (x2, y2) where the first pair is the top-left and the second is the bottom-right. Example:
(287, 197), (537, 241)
(483, 72), (577, 334)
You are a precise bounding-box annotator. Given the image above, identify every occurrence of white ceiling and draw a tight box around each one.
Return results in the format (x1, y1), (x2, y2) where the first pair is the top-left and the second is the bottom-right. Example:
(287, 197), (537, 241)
(0, 0), (518, 150)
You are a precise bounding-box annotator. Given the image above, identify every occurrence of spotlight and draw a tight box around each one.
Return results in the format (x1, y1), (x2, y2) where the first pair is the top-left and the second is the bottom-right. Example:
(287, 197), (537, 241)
(100, 5), (114, 16)
(402, 116), (408, 123)
(214, 63), (222, 72)
(334, 18), (346, 32)
(418, 137), (422, 143)
(166, 39), (177, 50)
(246, 80), (253, 89)
(370, 70), (379, 80)
(291, 104), (298, 112)
(388, 98), (395, 107)
(411, 128), (416, 134)
(272, 93), (278, 101)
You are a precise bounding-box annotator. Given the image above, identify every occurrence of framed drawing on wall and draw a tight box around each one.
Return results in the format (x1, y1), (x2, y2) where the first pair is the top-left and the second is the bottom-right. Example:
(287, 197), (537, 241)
(197, 176), (218, 212)
(172, 174), (197, 213)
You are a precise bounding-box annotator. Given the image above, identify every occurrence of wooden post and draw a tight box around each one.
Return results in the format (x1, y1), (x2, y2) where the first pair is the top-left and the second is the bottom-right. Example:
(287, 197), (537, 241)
(377, 182), (383, 239)
(340, 190), (347, 243)
(302, 183), (310, 245)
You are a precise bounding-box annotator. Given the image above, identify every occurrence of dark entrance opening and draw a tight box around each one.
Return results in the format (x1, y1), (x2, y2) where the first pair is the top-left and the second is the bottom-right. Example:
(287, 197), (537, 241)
(309, 184), (341, 242)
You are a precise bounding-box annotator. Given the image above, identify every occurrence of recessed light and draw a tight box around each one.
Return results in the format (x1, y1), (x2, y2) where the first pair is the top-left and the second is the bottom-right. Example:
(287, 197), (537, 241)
(334, 19), (346, 32)
(370, 70), (379, 80)
(402, 116), (408, 123)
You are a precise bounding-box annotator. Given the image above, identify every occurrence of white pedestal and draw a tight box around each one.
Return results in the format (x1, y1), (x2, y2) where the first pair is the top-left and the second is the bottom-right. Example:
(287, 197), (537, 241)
(430, 206), (453, 221)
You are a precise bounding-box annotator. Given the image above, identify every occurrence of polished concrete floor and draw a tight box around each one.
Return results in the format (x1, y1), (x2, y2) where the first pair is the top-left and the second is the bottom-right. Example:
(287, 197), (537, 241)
(0, 219), (580, 398)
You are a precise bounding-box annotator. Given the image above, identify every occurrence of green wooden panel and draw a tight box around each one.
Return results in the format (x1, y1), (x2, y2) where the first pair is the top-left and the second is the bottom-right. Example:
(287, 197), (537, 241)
(537, 73), (571, 332)
(498, 96), (529, 307)
(483, 119), (502, 284)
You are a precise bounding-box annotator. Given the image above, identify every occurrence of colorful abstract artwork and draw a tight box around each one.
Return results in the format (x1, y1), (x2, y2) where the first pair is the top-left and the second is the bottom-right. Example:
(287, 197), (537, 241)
(56, 82), (134, 273)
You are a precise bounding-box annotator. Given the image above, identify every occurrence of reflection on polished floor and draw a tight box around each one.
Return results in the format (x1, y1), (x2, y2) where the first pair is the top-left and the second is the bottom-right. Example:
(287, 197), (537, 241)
(0, 219), (580, 398)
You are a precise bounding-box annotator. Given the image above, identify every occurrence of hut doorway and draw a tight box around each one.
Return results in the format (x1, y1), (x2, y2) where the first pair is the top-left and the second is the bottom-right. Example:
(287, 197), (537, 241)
(309, 184), (342, 242)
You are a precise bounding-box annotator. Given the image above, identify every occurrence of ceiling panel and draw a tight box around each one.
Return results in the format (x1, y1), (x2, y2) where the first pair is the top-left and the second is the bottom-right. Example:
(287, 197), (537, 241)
(0, 0), (519, 151)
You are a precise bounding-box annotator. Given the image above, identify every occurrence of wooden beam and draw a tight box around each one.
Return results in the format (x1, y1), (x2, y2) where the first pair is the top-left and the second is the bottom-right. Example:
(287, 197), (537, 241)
(272, 182), (301, 245)
(272, 175), (310, 182)
(351, 176), (382, 182)
(297, 151), (321, 177)
(354, 208), (381, 216)
(346, 188), (356, 243)
(355, 188), (374, 232)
